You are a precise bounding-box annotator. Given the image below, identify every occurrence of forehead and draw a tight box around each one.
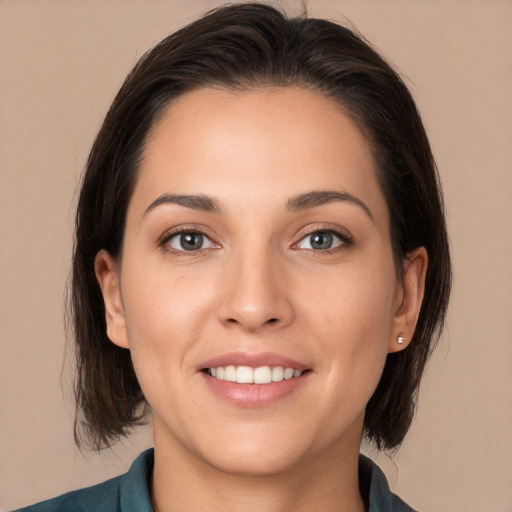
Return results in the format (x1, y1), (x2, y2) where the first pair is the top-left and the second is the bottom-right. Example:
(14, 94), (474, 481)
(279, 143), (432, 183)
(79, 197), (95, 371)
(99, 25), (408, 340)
(132, 86), (388, 224)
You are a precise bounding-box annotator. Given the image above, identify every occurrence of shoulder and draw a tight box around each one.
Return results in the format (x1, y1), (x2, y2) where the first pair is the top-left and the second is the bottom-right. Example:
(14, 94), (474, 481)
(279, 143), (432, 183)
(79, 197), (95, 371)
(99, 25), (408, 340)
(13, 476), (122, 512)
(12, 449), (154, 512)
(359, 454), (418, 512)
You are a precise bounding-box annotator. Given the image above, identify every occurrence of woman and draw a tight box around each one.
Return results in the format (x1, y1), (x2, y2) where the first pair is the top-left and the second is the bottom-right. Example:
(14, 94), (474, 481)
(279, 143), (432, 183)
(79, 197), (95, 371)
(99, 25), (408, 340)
(16, 3), (451, 511)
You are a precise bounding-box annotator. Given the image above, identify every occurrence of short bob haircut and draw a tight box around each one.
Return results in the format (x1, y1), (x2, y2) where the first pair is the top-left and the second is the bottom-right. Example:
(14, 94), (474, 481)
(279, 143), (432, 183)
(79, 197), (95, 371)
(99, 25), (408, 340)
(71, 2), (451, 452)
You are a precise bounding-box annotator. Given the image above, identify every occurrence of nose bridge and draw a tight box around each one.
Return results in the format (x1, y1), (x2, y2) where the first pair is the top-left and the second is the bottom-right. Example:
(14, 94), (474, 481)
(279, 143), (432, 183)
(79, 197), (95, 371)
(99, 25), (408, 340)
(218, 242), (293, 332)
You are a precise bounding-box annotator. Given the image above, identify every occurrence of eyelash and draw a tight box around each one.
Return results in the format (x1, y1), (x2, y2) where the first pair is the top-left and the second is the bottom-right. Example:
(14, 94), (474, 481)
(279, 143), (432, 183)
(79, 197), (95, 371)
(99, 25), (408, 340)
(159, 226), (219, 256)
(292, 226), (352, 253)
(159, 225), (352, 256)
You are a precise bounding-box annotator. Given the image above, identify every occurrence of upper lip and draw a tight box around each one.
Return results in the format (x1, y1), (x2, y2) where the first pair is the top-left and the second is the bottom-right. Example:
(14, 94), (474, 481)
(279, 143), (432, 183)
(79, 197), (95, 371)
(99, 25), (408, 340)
(199, 351), (309, 371)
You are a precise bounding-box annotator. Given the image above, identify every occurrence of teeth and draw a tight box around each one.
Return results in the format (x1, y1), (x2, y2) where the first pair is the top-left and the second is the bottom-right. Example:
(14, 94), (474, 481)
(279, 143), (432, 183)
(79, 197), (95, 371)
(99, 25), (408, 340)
(283, 367), (294, 379)
(236, 366), (254, 384)
(225, 365), (236, 382)
(271, 366), (284, 381)
(254, 366), (272, 384)
(207, 365), (303, 384)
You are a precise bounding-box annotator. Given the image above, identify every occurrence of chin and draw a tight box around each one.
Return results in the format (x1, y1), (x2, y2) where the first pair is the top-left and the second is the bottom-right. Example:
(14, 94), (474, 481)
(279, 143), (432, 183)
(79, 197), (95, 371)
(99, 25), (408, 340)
(182, 422), (312, 478)
(205, 445), (303, 478)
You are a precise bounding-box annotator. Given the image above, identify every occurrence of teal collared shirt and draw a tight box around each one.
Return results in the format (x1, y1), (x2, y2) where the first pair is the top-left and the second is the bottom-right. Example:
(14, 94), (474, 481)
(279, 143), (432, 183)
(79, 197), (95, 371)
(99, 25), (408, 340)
(14, 449), (416, 511)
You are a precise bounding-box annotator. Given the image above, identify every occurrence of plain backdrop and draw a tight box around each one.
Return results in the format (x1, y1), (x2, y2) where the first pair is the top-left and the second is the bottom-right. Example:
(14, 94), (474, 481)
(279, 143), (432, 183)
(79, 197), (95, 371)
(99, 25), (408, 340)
(1, 1), (511, 510)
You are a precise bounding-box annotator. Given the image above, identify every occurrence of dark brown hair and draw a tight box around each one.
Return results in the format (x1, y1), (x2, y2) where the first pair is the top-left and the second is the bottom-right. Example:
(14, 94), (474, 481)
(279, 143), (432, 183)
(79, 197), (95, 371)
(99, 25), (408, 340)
(71, 2), (451, 451)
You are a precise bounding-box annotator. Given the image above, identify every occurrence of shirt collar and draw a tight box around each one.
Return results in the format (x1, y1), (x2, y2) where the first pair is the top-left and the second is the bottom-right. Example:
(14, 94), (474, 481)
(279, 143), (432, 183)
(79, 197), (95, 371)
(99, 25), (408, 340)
(359, 454), (416, 512)
(120, 448), (154, 512)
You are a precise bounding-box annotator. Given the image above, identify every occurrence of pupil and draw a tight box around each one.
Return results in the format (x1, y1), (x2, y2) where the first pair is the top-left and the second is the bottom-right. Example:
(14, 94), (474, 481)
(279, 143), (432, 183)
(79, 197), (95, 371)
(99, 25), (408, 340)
(311, 232), (332, 250)
(181, 233), (203, 250)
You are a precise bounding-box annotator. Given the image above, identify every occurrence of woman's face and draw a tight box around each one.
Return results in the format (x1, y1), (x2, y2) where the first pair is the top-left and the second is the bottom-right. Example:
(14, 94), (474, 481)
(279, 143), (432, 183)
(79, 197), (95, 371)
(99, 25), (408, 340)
(97, 87), (425, 476)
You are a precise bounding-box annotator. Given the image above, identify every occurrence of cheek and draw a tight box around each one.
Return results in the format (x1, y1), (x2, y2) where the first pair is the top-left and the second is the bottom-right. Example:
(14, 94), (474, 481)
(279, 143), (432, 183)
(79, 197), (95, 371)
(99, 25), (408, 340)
(304, 261), (397, 391)
(119, 265), (218, 388)
(123, 257), (216, 331)
(306, 260), (396, 338)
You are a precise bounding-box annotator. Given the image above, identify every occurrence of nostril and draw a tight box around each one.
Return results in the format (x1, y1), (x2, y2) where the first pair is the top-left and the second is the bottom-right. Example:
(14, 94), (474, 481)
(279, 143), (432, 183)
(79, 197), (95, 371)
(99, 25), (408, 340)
(223, 314), (284, 330)
(226, 317), (278, 325)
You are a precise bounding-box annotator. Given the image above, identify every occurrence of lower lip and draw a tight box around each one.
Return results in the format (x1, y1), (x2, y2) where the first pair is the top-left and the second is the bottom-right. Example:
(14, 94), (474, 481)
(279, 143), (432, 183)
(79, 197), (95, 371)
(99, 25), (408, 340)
(200, 372), (309, 407)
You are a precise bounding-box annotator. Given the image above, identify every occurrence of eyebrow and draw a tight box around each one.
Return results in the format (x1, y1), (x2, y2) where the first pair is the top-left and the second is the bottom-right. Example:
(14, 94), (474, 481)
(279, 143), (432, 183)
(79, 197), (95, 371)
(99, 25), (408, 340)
(143, 194), (221, 216)
(143, 190), (374, 222)
(286, 190), (374, 222)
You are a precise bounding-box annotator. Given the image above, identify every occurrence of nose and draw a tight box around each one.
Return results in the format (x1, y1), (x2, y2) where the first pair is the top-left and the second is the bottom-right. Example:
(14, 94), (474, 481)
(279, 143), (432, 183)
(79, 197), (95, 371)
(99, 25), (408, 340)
(217, 247), (294, 333)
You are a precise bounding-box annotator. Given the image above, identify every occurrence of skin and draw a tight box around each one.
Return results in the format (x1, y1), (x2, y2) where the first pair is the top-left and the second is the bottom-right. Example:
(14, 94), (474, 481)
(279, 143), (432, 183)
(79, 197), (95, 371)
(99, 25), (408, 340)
(96, 87), (427, 512)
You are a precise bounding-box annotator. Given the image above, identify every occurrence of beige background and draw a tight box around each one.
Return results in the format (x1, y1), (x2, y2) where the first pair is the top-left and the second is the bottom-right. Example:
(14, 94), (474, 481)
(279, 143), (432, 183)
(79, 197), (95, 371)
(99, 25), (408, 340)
(1, 0), (511, 510)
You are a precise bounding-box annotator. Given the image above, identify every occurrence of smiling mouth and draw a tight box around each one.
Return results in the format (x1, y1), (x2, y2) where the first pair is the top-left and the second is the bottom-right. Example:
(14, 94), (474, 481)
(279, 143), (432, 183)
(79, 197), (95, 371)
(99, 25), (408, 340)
(204, 365), (305, 384)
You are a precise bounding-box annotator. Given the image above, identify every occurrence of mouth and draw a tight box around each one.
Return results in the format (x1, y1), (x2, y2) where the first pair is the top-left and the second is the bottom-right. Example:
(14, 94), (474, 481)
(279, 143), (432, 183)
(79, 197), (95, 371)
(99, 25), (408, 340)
(203, 365), (304, 384)
(198, 352), (311, 406)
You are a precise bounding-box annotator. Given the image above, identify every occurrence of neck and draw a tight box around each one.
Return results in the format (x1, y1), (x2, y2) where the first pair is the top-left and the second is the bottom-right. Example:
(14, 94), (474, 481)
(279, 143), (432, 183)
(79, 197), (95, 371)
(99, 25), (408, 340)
(150, 420), (365, 512)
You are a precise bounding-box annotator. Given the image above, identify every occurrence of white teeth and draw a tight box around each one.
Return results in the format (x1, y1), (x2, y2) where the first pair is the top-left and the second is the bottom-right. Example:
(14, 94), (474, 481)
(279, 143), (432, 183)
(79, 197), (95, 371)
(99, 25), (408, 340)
(225, 365), (237, 382)
(236, 366), (254, 384)
(208, 365), (303, 384)
(283, 367), (294, 379)
(254, 366), (272, 384)
(271, 366), (284, 382)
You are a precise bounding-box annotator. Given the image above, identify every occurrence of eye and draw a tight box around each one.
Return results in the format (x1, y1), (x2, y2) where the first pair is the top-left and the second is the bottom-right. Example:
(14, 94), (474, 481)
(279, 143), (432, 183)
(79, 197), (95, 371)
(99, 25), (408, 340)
(166, 231), (217, 252)
(295, 230), (346, 251)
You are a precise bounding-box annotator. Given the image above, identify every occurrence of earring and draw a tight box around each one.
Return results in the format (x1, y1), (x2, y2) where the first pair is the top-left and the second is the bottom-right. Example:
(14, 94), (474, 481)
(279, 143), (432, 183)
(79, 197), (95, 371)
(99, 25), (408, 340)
(397, 335), (405, 345)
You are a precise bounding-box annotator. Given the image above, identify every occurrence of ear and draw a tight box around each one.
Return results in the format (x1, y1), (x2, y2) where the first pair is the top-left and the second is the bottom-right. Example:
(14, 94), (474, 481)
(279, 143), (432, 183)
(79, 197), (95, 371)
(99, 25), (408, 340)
(94, 249), (129, 349)
(388, 247), (428, 353)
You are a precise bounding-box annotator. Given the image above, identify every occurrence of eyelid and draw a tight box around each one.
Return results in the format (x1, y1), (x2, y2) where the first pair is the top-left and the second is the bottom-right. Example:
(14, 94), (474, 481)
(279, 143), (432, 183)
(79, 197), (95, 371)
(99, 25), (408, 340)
(159, 224), (221, 254)
(291, 224), (353, 251)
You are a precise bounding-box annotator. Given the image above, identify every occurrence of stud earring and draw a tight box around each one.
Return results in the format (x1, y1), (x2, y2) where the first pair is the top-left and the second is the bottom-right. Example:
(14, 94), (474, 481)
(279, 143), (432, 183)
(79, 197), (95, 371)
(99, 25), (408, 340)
(397, 335), (405, 345)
